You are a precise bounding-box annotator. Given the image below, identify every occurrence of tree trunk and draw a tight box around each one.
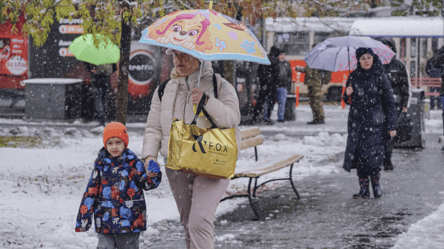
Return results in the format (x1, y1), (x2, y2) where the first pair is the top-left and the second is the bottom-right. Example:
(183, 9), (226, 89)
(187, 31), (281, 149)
(116, 12), (132, 125)
(223, 61), (234, 85)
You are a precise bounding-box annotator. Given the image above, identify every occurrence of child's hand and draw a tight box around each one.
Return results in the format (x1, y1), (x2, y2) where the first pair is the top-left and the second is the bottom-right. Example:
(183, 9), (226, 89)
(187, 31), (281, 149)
(147, 159), (160, 178)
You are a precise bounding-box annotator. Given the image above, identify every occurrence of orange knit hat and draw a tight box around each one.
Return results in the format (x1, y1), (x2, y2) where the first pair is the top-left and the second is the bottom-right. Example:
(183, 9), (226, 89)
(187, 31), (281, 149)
(103, 122), (129, 149)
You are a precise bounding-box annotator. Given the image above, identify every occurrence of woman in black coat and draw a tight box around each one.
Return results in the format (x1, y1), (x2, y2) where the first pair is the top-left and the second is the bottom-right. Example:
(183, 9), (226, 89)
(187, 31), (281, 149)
(342, 48), (398, 199)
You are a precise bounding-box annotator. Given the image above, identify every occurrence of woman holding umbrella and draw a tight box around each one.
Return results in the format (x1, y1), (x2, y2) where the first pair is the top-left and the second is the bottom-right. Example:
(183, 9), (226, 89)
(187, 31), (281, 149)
(342, 48), (397, 199)
(141, 48), (240, 249)
(138, 8), (269, 248)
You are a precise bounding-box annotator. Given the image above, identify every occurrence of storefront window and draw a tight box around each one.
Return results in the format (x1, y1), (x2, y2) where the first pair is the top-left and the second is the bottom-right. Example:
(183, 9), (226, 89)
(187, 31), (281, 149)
(432, 38), (439, 53)
(421, 38), (427, 59)
(400, 38), (407, 60)
(313, 32), (330, 47)
(274, 32), (309, 56)
(410, 38), (417, 58)
(410, 60), (416, 78)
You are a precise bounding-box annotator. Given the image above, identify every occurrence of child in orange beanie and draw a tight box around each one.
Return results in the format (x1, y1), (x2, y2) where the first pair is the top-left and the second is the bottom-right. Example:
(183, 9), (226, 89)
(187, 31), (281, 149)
(75, 122), (161, 249)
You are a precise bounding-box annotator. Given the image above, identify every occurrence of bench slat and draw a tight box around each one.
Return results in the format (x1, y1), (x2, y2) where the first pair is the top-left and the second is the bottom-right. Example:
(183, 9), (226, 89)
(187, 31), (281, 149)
(235, 154), (304, 178)
(240, 135), (264, 150)
(241, 126), (261, 140)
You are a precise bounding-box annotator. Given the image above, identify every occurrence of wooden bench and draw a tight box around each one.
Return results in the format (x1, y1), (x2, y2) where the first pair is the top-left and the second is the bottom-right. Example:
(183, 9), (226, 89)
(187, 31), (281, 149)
(411, 78), (442, 97)
(220, 126), (304, 220)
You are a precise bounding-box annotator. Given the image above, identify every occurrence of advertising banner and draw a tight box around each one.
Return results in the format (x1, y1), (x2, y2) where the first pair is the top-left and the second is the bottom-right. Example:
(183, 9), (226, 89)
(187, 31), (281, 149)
(29, 17), (84, 79)
(127, 43), (166, 98)
(0, 14), (28, 89)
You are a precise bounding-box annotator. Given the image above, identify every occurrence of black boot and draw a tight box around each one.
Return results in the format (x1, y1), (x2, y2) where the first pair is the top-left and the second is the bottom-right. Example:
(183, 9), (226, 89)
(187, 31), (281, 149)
(371, 171), (382, 198)
(353, 178), (370, 199)
(307, 119), (325, 125)
(384, 158), (394, 171)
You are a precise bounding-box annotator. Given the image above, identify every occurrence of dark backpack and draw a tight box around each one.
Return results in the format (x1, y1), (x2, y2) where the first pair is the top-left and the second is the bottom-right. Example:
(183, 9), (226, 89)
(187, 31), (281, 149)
(157, 74), (218, 102)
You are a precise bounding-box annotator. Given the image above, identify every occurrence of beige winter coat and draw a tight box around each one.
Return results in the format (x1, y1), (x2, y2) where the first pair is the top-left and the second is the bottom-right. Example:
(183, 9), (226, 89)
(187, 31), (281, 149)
(141, 61), (241, 161)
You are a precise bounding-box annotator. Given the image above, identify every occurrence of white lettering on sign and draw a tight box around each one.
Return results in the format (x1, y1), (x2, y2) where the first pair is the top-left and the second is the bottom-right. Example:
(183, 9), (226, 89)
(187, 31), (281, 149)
(59, 25), (84, 34)
(59, 18), (83, 24)
(6, 55), (27, 75)
(129, 64), (154, 71)
(12, 50), (22, 53)
(58, 40), (72, 46)
(12, 39), (24, 43)
(13, 45), (21, 49)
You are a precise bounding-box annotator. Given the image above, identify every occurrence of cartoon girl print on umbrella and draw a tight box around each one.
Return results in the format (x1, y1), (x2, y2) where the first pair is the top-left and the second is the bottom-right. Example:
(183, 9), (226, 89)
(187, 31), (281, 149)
(149, 13), (213, 52)
(140, 9), (270, 65)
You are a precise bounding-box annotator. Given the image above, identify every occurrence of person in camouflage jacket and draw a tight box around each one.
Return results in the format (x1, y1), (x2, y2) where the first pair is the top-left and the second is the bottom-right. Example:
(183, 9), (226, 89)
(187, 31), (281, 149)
(295, 63), (332, 124)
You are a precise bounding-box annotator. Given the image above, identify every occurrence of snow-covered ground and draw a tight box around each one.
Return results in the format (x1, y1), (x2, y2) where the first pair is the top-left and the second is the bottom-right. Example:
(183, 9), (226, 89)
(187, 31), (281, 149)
(1, 104), (443, 248)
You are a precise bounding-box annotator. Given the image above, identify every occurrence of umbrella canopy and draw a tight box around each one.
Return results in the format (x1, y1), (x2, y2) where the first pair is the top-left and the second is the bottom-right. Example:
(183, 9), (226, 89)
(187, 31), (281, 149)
(69, 34), (120, 66)
(138, 9), (270, 65)
(304, 36), (395, 72)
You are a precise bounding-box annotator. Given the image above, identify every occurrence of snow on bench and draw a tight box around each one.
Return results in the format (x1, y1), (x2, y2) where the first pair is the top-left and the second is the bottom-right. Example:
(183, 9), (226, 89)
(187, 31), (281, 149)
(221, 126), (304, 220)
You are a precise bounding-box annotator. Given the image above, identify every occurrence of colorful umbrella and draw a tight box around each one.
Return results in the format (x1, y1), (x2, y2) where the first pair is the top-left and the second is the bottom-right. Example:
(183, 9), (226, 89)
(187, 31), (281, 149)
(138, 9), (270, 65)
(304, 36), (395, 72)
(69, 34), (120, 66)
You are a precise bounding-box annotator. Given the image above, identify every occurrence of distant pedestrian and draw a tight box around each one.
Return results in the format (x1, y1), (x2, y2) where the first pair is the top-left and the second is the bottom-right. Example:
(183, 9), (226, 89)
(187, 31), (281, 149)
(426, 50), (443, 109)
(250, 46), (280, 125)
(295, 43), (332, 125)
(431, 46), (444, 150)
(75, 122), (161, 249)
(342, 48), (397, 199)
(431, 45), (444, 89)
(85, 63), (117, 126)
(275, 50), (293, 122)
(379, 38), (411, 171)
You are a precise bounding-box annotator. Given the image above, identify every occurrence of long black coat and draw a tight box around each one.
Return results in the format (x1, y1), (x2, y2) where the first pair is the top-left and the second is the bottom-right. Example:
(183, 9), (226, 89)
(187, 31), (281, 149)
(383, 58), (410, 109)
(342, 64), (397, 172)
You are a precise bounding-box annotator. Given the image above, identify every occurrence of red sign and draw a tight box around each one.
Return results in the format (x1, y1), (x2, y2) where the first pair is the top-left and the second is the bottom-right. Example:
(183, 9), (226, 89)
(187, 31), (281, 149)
(289, 60), (350, 84)
(0, 14), (28, 89)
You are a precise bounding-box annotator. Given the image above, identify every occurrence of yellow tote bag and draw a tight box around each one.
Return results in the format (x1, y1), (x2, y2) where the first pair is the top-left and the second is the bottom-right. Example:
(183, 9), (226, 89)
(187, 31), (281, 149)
(167, 97), (237, 179)
(167, 119), (237, 179)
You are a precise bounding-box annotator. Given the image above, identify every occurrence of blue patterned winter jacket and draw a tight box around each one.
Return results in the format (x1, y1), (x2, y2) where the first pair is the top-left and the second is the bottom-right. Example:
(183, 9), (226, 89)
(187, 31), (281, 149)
(75, 148), (161, 234)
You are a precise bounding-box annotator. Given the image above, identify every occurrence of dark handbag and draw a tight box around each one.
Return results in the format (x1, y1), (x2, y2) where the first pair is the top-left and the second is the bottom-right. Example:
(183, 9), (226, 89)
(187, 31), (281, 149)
(394, 112), (412, 143)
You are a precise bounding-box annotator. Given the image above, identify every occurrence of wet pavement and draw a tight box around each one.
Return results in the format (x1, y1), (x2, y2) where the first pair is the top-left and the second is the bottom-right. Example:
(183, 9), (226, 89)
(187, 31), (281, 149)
(143, 133), (444, 249)
(1, 104), (443, 248)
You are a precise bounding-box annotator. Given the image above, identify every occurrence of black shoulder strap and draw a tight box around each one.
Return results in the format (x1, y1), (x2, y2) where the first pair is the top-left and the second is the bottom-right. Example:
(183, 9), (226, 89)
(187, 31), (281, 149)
(212, 73), (218, 98)
(158, 74), (218, 102)
(157, 78), (170, 102)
